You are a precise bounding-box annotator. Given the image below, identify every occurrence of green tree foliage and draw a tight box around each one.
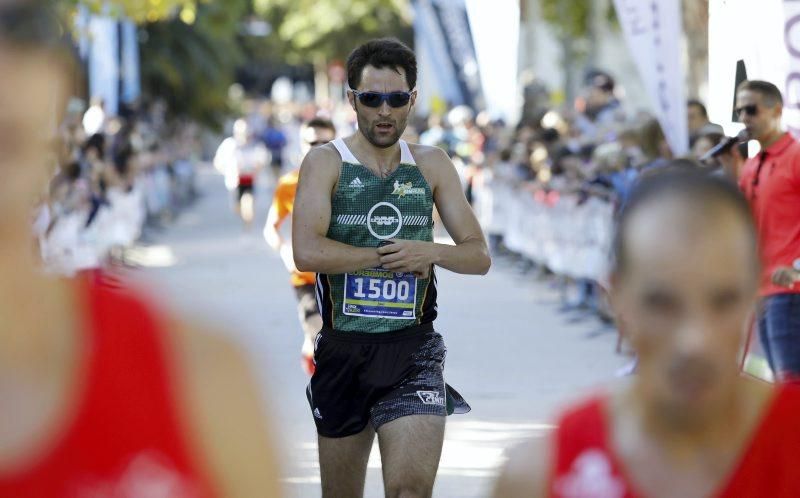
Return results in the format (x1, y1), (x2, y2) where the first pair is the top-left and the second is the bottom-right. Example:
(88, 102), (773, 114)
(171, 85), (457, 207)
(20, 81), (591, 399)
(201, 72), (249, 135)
(65, 0), (204, 24)
(64, 0), (411, 127)
(540, 0), (591, 39)
(139, 0), (249, 129)
(253, 0), (412, 63)
(539, 0), (617, 40)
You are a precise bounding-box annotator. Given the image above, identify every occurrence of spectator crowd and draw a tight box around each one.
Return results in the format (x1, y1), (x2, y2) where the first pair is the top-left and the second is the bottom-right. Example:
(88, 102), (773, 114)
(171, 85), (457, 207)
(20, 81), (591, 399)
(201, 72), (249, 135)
(35, 97), (201, 275)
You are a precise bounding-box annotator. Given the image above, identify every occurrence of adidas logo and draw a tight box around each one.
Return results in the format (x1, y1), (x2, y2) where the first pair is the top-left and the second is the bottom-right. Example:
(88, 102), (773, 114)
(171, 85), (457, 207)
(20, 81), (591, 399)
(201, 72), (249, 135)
(313, 408), (323, 419)
(349, 177), (365, 189)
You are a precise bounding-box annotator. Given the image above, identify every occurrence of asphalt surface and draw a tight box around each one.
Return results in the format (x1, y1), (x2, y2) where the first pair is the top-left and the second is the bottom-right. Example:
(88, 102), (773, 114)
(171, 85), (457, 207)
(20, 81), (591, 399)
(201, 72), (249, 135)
(139, 166), (628, 497)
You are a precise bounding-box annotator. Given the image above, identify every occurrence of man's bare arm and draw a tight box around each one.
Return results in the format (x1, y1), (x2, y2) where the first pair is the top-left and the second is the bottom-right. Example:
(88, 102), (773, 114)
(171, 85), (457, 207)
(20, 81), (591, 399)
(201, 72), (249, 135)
(292, 145), (381, 273)
(427, 147), (491, 275)
(378, 147), (490, 275)
(492, 436), (550, 498)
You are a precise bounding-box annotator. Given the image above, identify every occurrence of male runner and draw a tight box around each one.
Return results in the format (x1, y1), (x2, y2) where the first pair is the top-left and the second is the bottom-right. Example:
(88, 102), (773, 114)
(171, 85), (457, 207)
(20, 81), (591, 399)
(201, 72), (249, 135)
(213, 118), (269, 228)
(292, 38), (491, 497)
(0, 2), (280, 496)
(265, 117), (336, 375)
(493, 168), (800, 497)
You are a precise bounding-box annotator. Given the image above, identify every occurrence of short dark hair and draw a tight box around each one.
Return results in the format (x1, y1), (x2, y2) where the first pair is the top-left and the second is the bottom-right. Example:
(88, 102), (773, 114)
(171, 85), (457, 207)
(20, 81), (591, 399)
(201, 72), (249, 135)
(687, 99), (708, 118)
(585, 70), (615, 93)
(305, 117), (336, 134)
(737, 80), (783, 107)
(346, 38), (417, 91)
(612, 164), (757, 275)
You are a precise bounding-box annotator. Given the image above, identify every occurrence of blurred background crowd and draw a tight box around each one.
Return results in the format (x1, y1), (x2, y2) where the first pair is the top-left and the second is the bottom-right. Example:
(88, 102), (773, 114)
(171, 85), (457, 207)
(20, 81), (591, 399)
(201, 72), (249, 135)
(35, 0), (771, 363)
(36, 97), (201, 274)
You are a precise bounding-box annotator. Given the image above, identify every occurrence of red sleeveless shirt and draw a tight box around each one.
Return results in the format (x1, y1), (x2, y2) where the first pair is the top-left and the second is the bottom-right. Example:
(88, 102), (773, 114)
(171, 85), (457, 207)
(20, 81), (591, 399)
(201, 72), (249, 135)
(549, 385), (800, 498)
(0, 272), (217, 498)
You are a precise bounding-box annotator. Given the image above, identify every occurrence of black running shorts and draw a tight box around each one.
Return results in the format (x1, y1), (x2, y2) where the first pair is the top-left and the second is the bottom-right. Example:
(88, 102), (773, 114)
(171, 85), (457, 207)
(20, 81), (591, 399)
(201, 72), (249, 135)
(236, 183), (253, 200)
(306, 323), (470, 438)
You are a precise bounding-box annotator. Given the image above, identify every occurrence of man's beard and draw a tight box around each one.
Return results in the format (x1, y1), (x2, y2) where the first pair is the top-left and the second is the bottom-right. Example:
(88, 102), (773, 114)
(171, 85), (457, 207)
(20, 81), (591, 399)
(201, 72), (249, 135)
(357, 112), (406, 149)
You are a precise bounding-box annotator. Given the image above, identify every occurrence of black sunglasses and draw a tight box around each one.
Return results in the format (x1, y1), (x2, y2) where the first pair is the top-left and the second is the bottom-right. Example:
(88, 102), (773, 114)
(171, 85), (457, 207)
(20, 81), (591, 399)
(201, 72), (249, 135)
(735, 104), (758, 117)
(308, 140), (328, 147)
(352, 90), (413, 108)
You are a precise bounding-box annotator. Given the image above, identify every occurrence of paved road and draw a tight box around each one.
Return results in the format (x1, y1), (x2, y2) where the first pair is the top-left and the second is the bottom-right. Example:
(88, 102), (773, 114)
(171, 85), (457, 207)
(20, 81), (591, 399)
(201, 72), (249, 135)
(139, 166), (628, 497)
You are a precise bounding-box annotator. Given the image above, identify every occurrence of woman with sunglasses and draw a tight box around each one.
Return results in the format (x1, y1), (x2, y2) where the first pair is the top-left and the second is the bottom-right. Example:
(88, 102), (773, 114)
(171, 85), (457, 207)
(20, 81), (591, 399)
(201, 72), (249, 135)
(292, 38), (491, 498)
(0, 2), (281, 496)
(719, 79), (800, 384)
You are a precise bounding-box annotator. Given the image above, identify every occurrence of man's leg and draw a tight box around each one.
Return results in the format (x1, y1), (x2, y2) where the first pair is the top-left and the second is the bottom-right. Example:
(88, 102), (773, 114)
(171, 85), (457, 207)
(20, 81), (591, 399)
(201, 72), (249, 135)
(377, 415), (445, 498)
(757, 302), (775, 372)
(763, 293), (800, 382)
(318, 427), (376, 498)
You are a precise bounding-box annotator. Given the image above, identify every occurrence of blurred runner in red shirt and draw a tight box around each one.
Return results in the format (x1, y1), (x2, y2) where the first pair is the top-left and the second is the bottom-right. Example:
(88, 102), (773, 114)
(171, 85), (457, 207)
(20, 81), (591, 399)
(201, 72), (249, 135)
(0, 2), (281, 496)
(494, 169), (800, 497)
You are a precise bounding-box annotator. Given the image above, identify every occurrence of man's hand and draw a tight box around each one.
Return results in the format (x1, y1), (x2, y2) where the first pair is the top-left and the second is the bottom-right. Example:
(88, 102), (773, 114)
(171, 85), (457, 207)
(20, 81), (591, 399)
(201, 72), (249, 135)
(716, 144), (745, 179)
(377, 239), (436, 278)
(772, 266), (800, 288)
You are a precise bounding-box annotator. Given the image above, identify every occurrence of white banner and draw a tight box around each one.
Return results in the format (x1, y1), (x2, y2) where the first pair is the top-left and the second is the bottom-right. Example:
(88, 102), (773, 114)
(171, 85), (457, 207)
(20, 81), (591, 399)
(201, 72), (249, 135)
(708, 0), (787, 136)
(613, 0), (688, 156)
(88, 15), (119, 116)
(120, 20), (141, 106)
(465, 0), (520, 123)
(782, 1), (800, 136)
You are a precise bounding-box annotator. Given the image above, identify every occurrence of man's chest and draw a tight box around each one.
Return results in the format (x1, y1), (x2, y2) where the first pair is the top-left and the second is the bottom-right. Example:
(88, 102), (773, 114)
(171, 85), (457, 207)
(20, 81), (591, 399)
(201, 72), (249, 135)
(744, 156), (799, 213)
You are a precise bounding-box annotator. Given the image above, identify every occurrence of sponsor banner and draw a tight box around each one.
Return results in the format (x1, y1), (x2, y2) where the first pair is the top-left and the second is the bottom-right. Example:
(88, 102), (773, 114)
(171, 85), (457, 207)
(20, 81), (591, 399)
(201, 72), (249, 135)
(708, 0), (787, 136)
(783, 1), (800, 136)
(88, 15), (120, 115)
(120, 20), (141, 105)
(412, 0), (484, 112)
(613, 0), (688, 156)
(465, 0), (520, 123)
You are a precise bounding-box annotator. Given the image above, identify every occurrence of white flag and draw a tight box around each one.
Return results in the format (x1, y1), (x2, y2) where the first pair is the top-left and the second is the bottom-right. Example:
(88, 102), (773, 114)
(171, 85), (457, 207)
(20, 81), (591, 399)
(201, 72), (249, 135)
(613, 0), (688, 156)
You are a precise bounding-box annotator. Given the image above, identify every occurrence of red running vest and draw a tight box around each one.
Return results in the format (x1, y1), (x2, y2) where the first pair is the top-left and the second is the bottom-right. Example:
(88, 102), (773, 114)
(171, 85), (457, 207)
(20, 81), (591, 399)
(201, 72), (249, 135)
(0, 272), (217, 498)
(549, 386), (800, 498)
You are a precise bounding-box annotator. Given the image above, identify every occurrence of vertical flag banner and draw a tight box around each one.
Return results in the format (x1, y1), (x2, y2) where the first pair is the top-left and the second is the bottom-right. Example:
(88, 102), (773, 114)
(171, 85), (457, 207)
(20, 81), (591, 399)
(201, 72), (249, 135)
(782, 0), (800, 136)
(465, 0), (520, 123)
(412, 0), (484, 113)
(613, 0), (688, 156)
(708, 0), (786, 135)
(88, 15), (120, 115)
(120, 20), (141, 106)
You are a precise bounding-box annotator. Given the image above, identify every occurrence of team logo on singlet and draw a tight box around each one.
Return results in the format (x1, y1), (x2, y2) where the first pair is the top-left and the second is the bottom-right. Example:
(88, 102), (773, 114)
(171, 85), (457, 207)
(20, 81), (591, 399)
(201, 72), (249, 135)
(392, 180), (425, 197)
(367, 202), (403, 240)
(417, 390), (445, 406)
(554, 449), (626, 498)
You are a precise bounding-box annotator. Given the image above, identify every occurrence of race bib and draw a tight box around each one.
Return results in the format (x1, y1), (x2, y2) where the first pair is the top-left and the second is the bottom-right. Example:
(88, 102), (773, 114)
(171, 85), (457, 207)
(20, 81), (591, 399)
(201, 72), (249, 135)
(343, 268), (417, 319)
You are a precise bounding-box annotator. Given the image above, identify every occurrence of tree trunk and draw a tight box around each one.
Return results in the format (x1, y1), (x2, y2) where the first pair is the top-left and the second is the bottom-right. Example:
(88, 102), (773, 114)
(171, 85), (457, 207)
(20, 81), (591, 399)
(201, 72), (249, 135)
(683, 0), (709, 100)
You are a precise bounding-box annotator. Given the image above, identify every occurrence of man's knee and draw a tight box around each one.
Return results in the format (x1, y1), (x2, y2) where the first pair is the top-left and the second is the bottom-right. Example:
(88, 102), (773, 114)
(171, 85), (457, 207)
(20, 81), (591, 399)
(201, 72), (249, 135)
(385, 481), (433, 498)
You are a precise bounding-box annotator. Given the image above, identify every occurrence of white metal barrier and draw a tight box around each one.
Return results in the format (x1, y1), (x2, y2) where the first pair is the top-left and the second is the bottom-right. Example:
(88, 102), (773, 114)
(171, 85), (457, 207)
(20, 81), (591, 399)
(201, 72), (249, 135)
(39, 163), (190, 275)
(478, 183), (615, 282)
